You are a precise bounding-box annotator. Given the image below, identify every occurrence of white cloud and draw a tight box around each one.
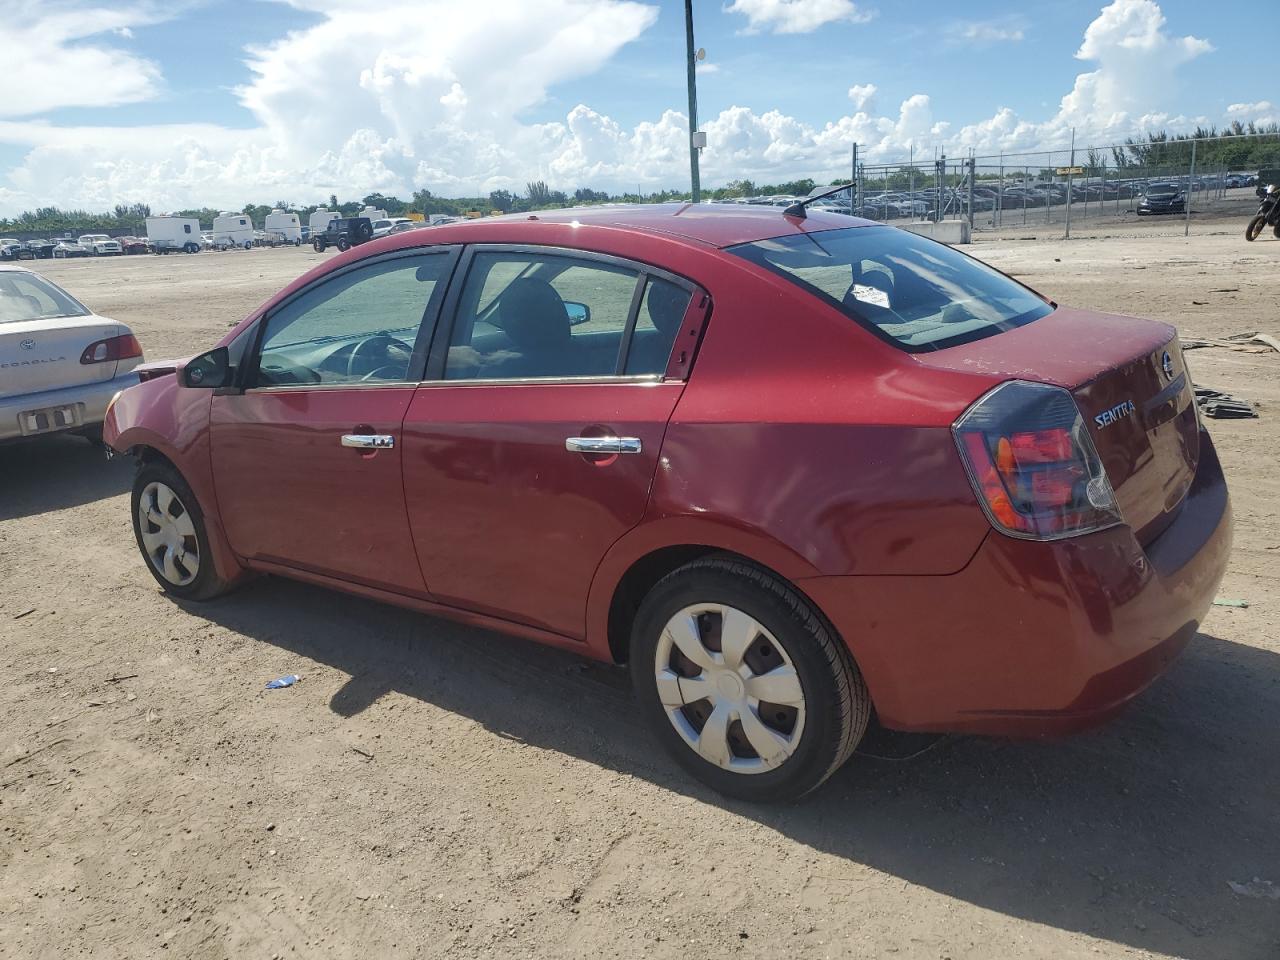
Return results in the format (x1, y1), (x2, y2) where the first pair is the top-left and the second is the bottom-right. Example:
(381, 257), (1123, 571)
(724, 0), (875, 35)
(0, 1), (177, 118)
(847, 83), (877, 111)
(1226, 101), (1277, 125)
(0, 0), (1242, 216)
(951, 19), (1025, 44)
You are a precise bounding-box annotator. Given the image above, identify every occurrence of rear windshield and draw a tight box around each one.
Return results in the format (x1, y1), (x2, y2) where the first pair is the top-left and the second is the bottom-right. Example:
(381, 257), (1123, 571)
(729, 226), (1053, 352)
(0, 271), (90, 323)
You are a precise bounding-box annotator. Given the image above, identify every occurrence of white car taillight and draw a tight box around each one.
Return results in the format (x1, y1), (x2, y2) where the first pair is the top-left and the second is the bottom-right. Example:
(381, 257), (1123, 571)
(953, 380), (1123, 540)
(80, 333), (143, 364)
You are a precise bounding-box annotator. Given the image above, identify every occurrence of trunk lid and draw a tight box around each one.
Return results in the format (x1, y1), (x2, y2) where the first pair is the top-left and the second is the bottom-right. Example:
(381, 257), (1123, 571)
(919, 306), (1199, 543)
(0, 316), (121, 399)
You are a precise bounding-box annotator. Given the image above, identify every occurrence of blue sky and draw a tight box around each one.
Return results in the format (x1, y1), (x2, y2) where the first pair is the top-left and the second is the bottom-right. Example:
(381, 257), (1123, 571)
(0, 0), (1273, 214)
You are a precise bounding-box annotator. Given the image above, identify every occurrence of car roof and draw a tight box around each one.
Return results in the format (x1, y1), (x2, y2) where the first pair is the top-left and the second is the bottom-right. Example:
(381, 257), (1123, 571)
(435, 202), (876, 249)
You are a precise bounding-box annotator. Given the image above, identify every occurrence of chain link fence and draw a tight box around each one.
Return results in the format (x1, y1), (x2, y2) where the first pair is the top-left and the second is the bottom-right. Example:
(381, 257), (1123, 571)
(803, 133), (1280, 237)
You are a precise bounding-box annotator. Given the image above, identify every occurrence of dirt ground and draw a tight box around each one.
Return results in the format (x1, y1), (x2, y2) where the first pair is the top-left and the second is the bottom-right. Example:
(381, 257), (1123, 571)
(2, 214), (1278, 960)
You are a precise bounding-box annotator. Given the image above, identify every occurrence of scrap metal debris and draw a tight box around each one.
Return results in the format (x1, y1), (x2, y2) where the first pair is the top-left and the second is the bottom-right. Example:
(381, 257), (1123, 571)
(1194, 386), (1258, 419)
(1181, 331), (1280, 354)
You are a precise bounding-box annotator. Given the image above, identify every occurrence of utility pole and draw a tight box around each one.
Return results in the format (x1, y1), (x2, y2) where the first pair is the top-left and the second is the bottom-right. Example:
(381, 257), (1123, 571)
(684, 0), (701, 203)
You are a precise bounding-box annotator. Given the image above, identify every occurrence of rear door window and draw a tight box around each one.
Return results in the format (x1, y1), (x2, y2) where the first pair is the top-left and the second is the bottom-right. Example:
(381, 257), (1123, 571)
(444, 250), (692, 381)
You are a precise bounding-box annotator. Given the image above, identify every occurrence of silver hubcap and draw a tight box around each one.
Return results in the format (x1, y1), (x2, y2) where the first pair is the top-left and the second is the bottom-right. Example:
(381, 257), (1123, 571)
(138, 481), (200, 586)
(654, 603), (806, 775)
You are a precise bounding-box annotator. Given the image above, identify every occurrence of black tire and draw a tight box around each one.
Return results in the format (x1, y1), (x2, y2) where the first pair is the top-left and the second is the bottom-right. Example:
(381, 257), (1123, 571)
(630, 556), (870, 802)
(184, 242), (199, 254)
(336, 237), (351, 252)
(131, 461), (234, 602)
(1273, 223), (1280, 239)
(1246, 215), (1265, 241)
(312, 238), (326, 252)
(355, 220), (373, 243)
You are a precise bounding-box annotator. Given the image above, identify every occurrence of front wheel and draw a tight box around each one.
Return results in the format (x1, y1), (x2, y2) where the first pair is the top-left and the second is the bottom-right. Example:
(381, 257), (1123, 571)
(312, 238), (326, 252)
(1246, 215), (1265, 241)
(630, 557), (870, 802)
(131, 462), (234, 601)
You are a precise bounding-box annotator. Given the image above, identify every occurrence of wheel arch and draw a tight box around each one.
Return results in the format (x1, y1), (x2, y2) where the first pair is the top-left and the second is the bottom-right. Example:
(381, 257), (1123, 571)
(119, 435), (247, 587)
(590, 521), (830, 666)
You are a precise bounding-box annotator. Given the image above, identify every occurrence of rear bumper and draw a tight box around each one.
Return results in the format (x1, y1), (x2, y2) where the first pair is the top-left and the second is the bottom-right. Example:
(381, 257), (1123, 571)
(0, 369), (140, 441)
(803, 430), (1231, 736)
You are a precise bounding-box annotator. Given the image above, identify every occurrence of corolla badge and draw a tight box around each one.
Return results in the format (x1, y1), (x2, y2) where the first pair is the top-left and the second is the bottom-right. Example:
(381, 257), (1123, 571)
(1095, 399), (1136, 428)
(20, 338), (35, 350)
(1161, 350), (1174, 380)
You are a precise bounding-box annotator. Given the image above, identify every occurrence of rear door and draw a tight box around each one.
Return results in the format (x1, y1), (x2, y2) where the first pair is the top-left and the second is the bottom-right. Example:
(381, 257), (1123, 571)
(210, 247), (458, 595)
(402, 245), (708, 638)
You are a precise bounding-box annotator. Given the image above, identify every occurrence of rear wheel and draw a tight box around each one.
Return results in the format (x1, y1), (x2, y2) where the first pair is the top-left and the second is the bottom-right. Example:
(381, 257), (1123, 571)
(131, 462), (233, 601)
(630, 557), (870, 801)
(1246, 215), (1265, 241)
(337, 237), (351, 252)
(184, 242), (199, 254)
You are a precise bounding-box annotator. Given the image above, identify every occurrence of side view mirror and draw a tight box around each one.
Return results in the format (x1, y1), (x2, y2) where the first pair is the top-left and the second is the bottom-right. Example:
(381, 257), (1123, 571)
(182, 346), (232, 388)
(564, 301), (591, 326)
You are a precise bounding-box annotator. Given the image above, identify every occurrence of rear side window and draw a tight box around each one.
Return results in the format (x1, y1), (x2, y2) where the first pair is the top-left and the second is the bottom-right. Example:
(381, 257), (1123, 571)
(730, 226), (1052, 352)
(445, 251), (688, 381)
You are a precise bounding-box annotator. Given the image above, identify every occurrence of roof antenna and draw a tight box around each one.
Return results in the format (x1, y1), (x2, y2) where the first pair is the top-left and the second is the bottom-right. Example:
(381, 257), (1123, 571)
(783, 181), (853, 219)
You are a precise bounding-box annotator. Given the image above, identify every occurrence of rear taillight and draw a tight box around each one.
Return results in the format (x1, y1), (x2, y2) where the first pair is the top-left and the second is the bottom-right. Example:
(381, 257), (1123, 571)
(954, 380), (1122, 540)
(80, 333), (142, 365)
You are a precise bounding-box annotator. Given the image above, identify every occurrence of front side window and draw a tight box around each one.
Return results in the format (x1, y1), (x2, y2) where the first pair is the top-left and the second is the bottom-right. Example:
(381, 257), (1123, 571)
(445, 251), (653, 381)
(730, 226), (1052, 352)
(252, 253), (449, 387)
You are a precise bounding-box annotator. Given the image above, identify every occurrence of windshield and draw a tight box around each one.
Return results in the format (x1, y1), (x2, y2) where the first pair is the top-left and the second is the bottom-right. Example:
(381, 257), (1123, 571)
(730, 226), (1052, 352)
(1148, 185), (1179, 196)
(0, 271), (91, 323)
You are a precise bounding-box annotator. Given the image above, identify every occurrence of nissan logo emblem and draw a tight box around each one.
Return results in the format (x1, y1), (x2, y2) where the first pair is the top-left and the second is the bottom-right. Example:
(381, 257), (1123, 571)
(1161, 350), (1174, 380)
(20, 338), (36, 350)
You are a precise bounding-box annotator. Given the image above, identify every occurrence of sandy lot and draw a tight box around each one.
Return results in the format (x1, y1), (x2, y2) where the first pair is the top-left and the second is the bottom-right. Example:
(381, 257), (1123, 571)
(2, 218), (1278, 960)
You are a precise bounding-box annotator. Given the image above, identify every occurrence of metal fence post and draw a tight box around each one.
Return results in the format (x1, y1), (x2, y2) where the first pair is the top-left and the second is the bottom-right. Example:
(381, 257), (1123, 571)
(1184, 138), (1196, 238)
(967, 157), (976, 231)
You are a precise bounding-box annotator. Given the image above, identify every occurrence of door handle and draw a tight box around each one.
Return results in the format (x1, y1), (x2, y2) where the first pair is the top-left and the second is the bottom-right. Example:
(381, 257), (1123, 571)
(565, 436), (642, 455)
(342, 433), (395, 449)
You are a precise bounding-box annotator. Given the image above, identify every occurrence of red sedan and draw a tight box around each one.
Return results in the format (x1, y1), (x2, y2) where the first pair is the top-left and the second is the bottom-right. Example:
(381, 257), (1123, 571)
(104, 204), (1230, 801)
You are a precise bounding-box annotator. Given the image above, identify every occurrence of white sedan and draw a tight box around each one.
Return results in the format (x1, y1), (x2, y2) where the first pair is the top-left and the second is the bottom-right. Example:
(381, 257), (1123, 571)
(0, 265), (143, 442)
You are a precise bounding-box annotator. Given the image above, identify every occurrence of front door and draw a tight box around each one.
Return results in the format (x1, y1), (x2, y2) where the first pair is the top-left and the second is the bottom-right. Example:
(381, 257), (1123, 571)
(211, 248), (456, 595)
(402, 246), (706, 637)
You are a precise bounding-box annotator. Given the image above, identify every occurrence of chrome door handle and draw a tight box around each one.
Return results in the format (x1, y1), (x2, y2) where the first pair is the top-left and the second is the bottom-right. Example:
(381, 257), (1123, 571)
(565, 436), (642, 455)
(341, 433), (395, 449)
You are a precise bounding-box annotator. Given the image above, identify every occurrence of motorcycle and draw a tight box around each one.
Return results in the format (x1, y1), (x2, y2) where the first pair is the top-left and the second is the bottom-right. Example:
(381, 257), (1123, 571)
(1245, 183), (1280, 241)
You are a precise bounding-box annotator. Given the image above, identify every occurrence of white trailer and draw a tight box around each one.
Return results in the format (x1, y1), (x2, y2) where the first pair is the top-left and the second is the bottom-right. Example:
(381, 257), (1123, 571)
(309, 208), (339, 235)
(212, 212), (255, 251)
(263, 209), (302, 245)
(145, 216), (202, 254)
(358, 206), (388, 222)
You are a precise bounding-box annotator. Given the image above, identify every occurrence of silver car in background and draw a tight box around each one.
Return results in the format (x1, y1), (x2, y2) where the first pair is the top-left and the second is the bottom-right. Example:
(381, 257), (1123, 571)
(0, 266), (143, 442)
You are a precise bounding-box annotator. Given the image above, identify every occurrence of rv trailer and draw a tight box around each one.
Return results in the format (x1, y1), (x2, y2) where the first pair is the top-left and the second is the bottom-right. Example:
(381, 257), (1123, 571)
(308, 208), (339, 235)
(212, 212), (255, 251)
(145, 216), (202, 254)
(263, 209), (302, 245)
